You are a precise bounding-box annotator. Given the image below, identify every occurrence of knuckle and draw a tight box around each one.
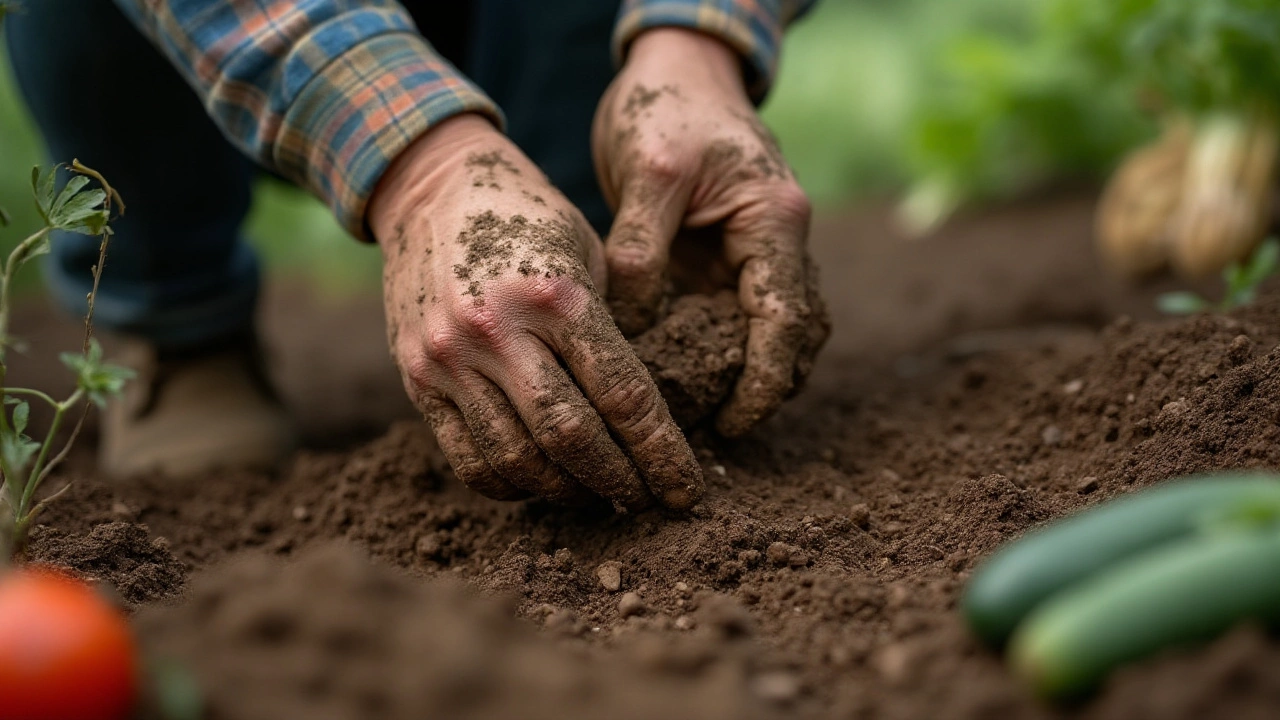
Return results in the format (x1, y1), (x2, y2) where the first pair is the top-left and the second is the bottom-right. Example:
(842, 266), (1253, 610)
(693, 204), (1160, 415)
(771, 183), (812, 225)
(453, 304), (504, 342)
(488, 443), (536, 478)
(423, 325), (465, 366)
(522, 275), (591, 314)
(637, 151), (685, 183)
(533, 402), (590, 457)
(608, 242), (664, 281)
(596, 372), (659, 430)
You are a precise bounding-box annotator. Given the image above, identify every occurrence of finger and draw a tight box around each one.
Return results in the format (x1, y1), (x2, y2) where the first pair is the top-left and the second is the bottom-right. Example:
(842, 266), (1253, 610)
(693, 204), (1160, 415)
(554, 302), (705, 510)
(421, 396), (529, 501)
(452, 373), (595, 506)
(790, 255), (832, 394)
(717, 196), (813, 437)
(604, 168), (694, 336)
(493, 338), (657, 513)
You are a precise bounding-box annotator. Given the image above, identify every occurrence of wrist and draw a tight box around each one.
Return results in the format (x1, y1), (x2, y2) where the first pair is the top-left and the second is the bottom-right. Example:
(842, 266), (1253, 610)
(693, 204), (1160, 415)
(626, 27), (747, 97)
(368, 113), (502, 244)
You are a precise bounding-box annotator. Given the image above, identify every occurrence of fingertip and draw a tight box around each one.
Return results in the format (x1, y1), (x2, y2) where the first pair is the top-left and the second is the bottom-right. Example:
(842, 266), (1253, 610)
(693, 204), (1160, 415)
(660, 478), (704, 511)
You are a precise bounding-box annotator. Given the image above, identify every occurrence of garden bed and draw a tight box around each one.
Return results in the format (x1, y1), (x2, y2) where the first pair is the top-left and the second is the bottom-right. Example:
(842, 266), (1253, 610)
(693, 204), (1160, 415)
(13, 191), (1280, 719)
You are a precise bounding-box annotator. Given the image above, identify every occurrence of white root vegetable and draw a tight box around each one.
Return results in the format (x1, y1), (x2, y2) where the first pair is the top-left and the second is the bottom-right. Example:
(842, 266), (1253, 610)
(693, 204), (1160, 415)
(1170, 109), (1278, 278)
(1095, 120), (1192, 278)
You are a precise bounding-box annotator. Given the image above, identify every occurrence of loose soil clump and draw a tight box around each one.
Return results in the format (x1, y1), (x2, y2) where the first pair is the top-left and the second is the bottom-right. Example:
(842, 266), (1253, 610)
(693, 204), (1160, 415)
(630, 290), (748, 427)
(15, 192), (1280, 718)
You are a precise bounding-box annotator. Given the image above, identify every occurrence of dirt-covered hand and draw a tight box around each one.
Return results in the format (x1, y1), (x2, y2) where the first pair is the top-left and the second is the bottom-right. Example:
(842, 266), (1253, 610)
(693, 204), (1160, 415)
(368, 115), (703, 512)
(592, 28), (829, 438)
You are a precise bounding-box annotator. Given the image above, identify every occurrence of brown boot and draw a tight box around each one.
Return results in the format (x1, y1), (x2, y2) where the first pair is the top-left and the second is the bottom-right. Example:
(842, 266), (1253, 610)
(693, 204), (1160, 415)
(100, 334), (297, 480)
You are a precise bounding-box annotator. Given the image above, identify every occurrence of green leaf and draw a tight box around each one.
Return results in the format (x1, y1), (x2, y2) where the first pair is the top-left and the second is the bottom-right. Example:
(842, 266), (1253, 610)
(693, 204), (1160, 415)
(31, 165), (58, 222)
(1239, 238), (1279, 290)
(50, 175), (90, 217)
(12, 401), (28, 437)
(62, 341), (134, 409)
(51, 188), (109, 236)
(0, 205), (10, 227)
(0, 430), (40, 480)
(1157, 291), (1211, 315)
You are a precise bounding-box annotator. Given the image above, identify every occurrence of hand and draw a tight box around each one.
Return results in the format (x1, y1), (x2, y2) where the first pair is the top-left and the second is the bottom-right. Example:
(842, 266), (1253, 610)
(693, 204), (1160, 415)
(368, 115), (704, 511)
(592, 28), (830, 438)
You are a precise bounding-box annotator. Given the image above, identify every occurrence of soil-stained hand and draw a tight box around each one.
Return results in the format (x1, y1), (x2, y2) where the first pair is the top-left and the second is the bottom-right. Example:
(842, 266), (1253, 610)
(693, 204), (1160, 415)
(368, 115), (703, 512)
(592, 28), (830, 438)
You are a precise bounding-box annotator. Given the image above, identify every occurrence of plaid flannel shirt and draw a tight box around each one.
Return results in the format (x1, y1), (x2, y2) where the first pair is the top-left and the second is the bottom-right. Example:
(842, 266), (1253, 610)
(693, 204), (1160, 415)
(115, 0), (817, 240)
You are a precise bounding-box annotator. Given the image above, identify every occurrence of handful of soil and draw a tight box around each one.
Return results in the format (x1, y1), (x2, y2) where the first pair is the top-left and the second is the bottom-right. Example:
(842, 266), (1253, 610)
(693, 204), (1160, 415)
(628, 291), (749, 428)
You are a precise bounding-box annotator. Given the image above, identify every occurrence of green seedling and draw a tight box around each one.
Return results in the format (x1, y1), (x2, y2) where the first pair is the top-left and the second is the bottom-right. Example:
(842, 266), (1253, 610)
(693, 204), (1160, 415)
(1157, 237), (1280, 314)
(0, 163), (131, 563)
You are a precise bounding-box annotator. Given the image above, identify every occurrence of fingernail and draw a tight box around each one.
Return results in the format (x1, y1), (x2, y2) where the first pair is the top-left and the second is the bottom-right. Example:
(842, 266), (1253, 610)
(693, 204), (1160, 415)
(661, 484), (703, 511)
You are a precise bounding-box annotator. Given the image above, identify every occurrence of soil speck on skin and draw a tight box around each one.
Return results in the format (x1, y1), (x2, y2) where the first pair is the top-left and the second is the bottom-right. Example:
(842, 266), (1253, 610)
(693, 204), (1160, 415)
(455, 212), (592, 294)
(622, 83), (680, 119)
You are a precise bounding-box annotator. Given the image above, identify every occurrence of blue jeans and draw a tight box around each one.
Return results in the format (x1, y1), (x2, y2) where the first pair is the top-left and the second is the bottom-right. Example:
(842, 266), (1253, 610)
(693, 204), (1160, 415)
(5, 0), (615, 349)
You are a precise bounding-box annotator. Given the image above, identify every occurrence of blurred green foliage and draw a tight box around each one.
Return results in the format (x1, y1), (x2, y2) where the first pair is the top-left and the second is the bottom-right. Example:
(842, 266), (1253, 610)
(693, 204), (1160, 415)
(0, 0), (1167, 292)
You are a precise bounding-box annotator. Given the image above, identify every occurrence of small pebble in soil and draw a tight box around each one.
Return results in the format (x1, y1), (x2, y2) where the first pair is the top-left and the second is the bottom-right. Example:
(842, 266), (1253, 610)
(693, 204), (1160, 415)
(1041, 425), (1063, 446)
(711, 465), (727, 476)
(752, 671), (802, 703)
(291, 506), (309, 521)
(596, 561), (623, 592)
(1228, 334), (1254, 365)
(1063, 378), (1084, 394)
(848, 503), (871, 529)
(1076, 476), (1100, 495)
(673, 581), (690, 596)
(618, 592), (647, 618)
(674, 615), (695, 631)
(766, 542), (808, 568)
(416, 534), (442, 559)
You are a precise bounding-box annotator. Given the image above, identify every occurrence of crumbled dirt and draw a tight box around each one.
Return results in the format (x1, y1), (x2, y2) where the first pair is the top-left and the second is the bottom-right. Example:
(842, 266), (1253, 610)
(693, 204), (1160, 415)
(630, 290), (748, 427)
(137, 543), (771, 720)
(27, 520), (185, 608)
(14, 191), (1280, 718)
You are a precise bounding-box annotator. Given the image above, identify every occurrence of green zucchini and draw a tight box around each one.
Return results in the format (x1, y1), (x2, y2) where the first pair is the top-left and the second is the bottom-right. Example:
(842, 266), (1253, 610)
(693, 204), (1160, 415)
(1009, 529), (1280, 700)
(962, 473), (1280, 647)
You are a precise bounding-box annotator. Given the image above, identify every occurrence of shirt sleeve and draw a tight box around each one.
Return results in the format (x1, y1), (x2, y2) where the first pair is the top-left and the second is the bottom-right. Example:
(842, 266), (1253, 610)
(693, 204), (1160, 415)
(112, 0), (503, 240)
(613, 0), (819, 103)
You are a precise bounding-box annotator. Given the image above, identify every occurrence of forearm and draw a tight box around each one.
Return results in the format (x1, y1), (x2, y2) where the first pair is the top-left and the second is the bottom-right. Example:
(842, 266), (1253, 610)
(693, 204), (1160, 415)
(112, 0), (502, 239)
(612, 0), (820, 102)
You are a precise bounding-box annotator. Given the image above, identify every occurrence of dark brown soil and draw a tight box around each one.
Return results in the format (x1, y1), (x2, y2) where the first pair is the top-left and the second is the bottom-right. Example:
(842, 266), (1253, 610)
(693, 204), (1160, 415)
(137, 543), (770, 720)
(14, 191), (1280, 719)
(631, 290), (748, 427)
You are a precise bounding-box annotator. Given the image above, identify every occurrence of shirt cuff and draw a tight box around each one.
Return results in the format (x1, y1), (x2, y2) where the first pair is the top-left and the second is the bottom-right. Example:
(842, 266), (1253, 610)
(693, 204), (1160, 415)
(278, 31), (503, 241)
(613, 0), (802, 102)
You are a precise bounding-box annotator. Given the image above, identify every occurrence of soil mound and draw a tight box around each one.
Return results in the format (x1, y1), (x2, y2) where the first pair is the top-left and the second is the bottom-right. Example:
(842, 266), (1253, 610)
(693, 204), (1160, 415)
(29, 520), (186, 608)
(138, 543), (774, 720)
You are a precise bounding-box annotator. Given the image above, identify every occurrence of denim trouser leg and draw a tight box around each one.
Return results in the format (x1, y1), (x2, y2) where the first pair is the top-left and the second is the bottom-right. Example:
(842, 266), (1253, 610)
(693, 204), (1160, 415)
(5, 0), (258, 350)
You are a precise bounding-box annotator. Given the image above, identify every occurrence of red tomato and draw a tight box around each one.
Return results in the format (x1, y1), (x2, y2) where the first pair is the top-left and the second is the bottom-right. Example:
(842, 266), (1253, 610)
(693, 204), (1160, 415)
(0, 568), (138, 720)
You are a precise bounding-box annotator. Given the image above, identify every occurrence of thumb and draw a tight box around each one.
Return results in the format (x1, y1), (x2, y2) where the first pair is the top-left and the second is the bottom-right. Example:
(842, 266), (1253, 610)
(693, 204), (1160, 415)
(604, 173), (692, 336)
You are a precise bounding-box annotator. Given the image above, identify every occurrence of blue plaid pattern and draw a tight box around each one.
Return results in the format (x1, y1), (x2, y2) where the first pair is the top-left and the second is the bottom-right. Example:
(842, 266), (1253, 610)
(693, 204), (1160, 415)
(114, 0), (814, 238)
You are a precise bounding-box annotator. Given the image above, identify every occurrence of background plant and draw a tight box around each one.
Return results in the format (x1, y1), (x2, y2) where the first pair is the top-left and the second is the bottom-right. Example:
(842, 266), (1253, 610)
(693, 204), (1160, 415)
(1157, 237), (1280, 314)
(0, 162), (130, 563)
